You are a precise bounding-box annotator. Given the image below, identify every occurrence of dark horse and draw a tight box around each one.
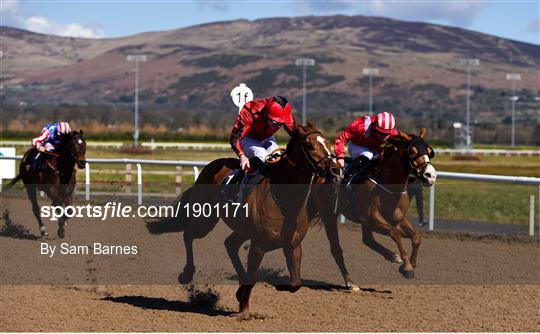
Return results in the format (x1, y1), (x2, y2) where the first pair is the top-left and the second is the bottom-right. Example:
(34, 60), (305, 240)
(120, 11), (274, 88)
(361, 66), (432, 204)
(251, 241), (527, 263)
(317, 128), (436, 281)
(6, 131), (87, 238)
(176, 121), (345, 312)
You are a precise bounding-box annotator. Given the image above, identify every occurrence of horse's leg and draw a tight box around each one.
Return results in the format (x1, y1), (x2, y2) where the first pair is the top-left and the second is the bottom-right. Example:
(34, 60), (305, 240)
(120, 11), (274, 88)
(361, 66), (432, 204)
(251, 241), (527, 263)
(236, 242), (264, 313)
(178, 215), (220, 284)
(224, 232), (248, 283)
(320, 211), (358, 291)
(361, 224), (403, 263)
(25, 185), (47, 237)
(399, 218), (421, 268)
(370, 210), (414, 279)
(49, 193), (65, 238)
(56, 190), (73, 239)
(387, 223), (414, 279)
(178, 231), (196, 284)
(281, 243), (302, 292)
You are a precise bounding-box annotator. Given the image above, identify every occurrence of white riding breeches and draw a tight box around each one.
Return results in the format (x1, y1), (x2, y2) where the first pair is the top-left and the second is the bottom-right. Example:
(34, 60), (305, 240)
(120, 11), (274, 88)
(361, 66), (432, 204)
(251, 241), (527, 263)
(241, 136), (279, 162)
(348, 142), (376, 160)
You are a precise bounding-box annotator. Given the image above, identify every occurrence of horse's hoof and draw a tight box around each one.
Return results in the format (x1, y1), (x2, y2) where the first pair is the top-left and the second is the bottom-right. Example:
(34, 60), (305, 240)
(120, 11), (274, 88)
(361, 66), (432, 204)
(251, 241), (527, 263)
(177, 271), (194, 285)
(346, 282), (360, 292)
(399, 265), (415, 279)
(289, 285), (301, 293)
(274, 284), (290, 291)
(274, 284), (300, 293)
(239, 303), (249, 313)
(57, 228), (65, 238)
(388, 253), (403, 263)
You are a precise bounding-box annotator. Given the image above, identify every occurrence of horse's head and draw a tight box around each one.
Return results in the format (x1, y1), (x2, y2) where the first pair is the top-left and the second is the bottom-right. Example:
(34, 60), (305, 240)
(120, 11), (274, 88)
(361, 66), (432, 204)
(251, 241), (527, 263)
(389, 128), (437, 186)
(285, 120), (343, 182)
(66, 130), (87, 169)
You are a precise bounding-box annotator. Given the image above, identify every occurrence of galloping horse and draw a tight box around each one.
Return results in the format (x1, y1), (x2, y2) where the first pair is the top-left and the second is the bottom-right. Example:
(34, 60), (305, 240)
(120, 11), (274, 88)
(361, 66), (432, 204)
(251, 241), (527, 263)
(176, 121), (344, 312)
(318, 128), (436, 280)
(6, 131), (87, 238)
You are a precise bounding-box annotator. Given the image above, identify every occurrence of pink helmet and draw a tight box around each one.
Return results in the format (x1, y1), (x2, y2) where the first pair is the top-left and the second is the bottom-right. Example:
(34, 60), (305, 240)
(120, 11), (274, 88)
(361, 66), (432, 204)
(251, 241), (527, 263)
(58, 121), (72, 134)
(374, 112), (397, 135)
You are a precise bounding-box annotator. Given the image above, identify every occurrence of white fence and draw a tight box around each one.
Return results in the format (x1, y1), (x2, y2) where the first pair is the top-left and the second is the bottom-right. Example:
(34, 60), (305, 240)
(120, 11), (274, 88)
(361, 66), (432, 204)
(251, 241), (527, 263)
(1, 156), (539, 236)
(0, 140), (230, 150)
(1, 140), (538, 155)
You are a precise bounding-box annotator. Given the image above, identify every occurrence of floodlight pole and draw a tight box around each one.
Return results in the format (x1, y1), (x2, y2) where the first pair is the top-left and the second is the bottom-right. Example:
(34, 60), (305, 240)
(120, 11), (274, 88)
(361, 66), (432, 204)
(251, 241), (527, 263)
(295, 58), (315, 125)
(506, 73), (521, 147)
(362, 68), (379, 115)
(127, 55), (147, 147)
(460, 59), (479, 149)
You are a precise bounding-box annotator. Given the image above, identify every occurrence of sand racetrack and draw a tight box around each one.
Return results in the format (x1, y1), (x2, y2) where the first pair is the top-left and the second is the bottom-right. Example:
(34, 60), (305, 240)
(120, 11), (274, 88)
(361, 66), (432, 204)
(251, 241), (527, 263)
(1, 194), (539, 332)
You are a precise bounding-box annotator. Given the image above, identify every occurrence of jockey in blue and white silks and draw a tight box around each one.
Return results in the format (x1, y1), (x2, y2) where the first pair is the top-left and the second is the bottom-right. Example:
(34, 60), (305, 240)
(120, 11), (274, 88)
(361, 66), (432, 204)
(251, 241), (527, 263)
(32, 122), (72, 153)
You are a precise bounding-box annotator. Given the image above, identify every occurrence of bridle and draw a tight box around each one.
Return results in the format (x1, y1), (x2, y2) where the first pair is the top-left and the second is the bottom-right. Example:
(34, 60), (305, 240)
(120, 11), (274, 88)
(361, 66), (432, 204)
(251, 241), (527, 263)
(64, 134), (87, 168)
(366, 136), (433, 196)
(286, 130), (337, 179)
(405, 135), (434, 177)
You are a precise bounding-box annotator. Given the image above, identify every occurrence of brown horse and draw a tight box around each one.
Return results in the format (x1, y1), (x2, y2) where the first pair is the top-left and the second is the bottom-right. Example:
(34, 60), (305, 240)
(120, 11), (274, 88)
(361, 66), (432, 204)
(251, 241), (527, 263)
(6, 131), (87, 238)
(317, 128), (436, 280)
(176, 121), (345, 312)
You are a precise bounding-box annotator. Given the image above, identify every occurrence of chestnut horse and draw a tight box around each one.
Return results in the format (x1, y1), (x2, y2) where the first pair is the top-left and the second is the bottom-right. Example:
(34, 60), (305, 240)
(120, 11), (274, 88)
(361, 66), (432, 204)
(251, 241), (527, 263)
(5, 131), (87, 238)
(317, 128), (436, 281)
(176, 121), (345, 312)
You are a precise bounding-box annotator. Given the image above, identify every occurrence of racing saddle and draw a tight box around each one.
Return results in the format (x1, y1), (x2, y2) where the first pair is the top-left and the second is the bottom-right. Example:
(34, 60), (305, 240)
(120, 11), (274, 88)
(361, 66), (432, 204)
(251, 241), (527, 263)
(220, 150), (284, 204)
(27, 149), (58, 172)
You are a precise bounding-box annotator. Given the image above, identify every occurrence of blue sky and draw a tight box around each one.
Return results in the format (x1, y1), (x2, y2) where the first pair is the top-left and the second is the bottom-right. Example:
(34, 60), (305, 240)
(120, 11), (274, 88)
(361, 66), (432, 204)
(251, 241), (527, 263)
(1, 1), (539, 44)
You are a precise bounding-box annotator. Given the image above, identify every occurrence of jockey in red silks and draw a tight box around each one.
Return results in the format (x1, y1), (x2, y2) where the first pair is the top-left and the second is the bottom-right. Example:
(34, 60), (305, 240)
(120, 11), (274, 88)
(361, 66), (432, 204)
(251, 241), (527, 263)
(32, 121), (72, 153)
(230, 96), (295, 173)
(334, 112), (398, 177)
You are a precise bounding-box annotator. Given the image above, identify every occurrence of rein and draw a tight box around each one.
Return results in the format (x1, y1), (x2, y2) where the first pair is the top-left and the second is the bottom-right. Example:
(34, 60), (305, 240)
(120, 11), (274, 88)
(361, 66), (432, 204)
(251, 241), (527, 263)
(286, 130), (335, 179)
(41, 151), (61, 157)
(365, 138), (427, 196)
(368, 178), (408, 195)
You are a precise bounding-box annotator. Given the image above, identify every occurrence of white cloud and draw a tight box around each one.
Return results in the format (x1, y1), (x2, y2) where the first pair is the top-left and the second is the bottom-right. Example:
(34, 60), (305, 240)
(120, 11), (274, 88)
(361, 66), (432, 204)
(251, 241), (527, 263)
(526, 17), (540, 34)
(24, 15), (103, 38)
(1, 0), (103, 38)
(359, 1), (489, 26)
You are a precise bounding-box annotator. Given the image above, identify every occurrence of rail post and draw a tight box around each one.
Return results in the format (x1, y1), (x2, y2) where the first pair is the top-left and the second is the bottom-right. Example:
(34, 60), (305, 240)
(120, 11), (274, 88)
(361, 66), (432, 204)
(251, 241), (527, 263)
(176, 166), (182, 194)
(193, 166), (199, 182)
(85, 162), (90, 201)
(125, 163), (132, 194)
(428, 184), (435, 230)
(530, 195), (535, 236)
(137, 163), (142, 205)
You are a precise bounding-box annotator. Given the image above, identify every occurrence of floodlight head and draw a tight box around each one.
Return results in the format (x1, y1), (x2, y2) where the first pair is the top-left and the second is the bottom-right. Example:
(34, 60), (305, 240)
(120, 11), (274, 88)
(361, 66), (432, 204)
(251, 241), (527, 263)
(295, 58), (315, 66)
(506, 73), (521, 81)
(460, 58), (480, 66)
(362, 68), (379, 75)
(127, 55), (147, 62)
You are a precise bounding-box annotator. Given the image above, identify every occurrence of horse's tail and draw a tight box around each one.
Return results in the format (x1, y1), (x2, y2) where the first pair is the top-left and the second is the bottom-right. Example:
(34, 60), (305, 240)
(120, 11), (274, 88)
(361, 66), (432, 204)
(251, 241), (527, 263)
(4, 174), (22, 190)
(145, 187), (193, 234)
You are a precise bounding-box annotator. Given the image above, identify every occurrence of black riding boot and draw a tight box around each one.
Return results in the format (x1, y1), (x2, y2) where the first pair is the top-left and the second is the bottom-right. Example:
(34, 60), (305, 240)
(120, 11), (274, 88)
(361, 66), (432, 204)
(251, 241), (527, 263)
(221, 157), (264, 203)
(344, 156), (370, 185)
(30, 153), (48, 171)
